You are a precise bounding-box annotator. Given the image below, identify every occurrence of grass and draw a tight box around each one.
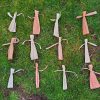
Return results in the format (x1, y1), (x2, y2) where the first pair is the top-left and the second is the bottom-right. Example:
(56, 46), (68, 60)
(0, 0), (100, 100)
